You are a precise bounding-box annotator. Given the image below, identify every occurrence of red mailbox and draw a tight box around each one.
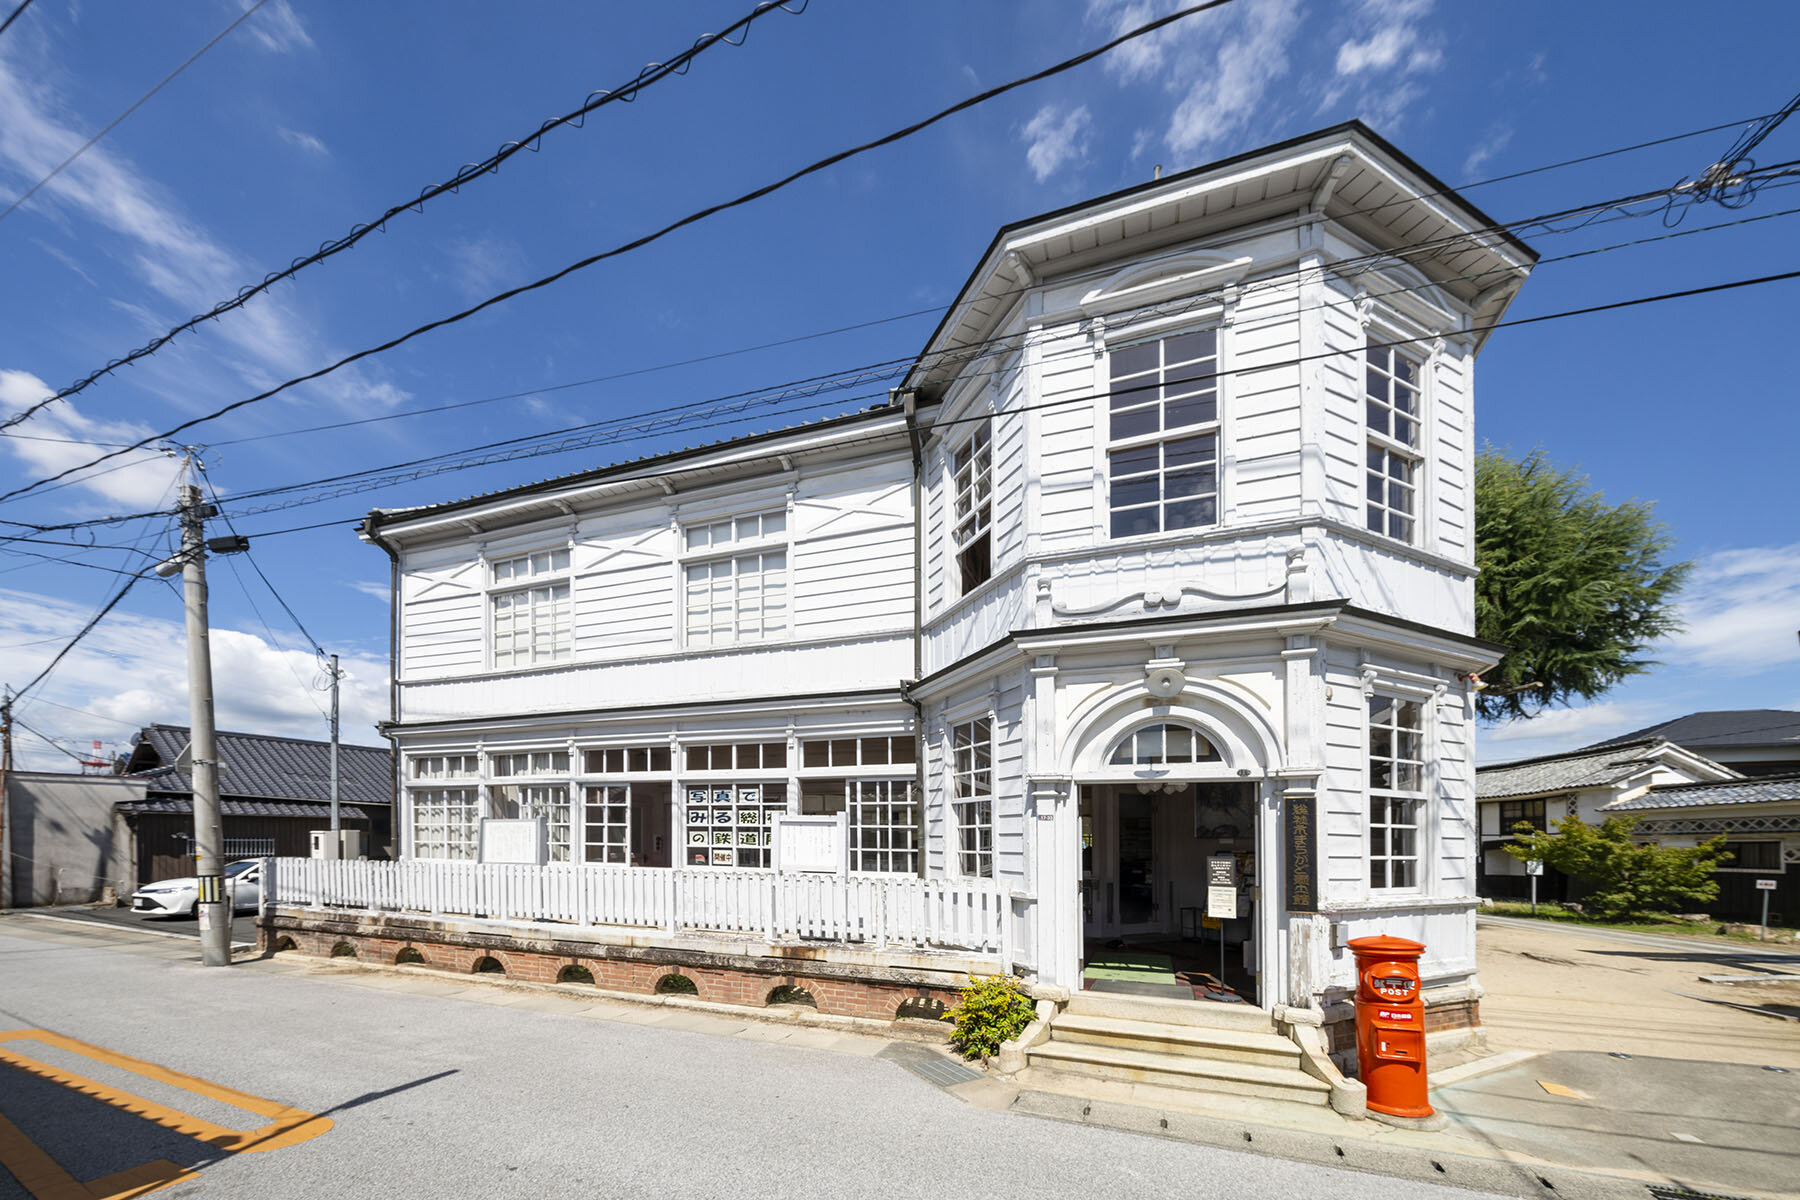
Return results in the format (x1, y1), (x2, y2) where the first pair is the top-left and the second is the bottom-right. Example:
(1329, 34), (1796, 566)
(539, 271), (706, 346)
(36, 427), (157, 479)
(1347, 934), (1432, 1119)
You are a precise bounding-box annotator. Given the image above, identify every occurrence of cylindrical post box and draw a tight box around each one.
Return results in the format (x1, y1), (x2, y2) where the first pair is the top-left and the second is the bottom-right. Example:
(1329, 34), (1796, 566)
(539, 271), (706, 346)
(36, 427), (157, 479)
(1346, 934), (1431, 1119)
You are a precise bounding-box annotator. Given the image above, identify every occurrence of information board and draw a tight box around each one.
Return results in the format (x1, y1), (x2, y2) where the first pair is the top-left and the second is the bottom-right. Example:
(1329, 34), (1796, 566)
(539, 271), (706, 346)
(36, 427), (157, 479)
(480, 818), (545, 866)
(1206, 852), (1238, 919)
(773, 814), (846, 874)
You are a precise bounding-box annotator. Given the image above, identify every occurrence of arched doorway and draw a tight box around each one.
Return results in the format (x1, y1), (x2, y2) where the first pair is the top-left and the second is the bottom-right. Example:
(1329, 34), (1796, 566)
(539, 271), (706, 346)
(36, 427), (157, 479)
(1074, 716), (1264, 1004)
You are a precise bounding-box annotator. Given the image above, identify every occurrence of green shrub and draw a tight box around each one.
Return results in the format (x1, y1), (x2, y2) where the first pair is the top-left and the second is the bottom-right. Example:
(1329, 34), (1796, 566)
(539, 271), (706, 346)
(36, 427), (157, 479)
(1505, 814), (1728, 918)
(942, 975), (1035, 1061)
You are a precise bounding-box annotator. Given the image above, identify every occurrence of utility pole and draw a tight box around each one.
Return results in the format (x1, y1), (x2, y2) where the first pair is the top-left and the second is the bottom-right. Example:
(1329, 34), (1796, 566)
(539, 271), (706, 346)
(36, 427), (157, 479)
(1, 686), (13, 913)
(179, 463), (231, 968)
(328, 653), (341, 837)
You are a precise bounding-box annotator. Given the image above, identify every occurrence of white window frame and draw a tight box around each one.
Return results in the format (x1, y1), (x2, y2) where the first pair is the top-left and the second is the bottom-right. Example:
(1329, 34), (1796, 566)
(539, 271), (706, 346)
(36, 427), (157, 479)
(582, 783), (631, 865)
(1368, 693), (1426, 891)
(409, 786), (479, 861)
(488, 547), (572, 670)
(849, 779), (920, 874)
(1364, 338), (1424, 545)
(1107, 722), (1222, 767)
(1105, 327), (1222, 540)
(950, 420), (993, 594)
(680, 510), (789, 649)
(951, 716), (994, 879)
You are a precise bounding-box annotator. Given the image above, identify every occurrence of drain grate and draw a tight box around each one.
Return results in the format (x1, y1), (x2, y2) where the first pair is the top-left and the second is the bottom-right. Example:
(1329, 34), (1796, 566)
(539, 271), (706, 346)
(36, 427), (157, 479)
(877, 1043), (981, 1088)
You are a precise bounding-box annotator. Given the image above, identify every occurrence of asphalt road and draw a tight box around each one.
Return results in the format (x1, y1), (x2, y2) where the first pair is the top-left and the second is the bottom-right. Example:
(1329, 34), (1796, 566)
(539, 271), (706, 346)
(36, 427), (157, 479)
(22, 904), (258, 948)
(1477, 913), (1800, 958)
(0, 919), (1500, 1200)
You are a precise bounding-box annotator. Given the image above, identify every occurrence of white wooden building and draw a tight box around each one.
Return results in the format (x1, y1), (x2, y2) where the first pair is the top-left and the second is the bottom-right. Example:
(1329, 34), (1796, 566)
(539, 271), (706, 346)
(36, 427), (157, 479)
(335, 122), (1534, 1040)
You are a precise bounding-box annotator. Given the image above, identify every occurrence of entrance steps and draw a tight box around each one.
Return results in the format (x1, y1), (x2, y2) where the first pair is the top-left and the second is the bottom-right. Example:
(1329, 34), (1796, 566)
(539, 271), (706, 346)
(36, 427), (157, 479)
(1022, 991), (1330, 1106)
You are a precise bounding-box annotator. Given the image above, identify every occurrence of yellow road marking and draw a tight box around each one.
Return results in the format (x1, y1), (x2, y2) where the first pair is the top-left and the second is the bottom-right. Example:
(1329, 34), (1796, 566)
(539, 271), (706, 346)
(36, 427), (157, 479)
(0, 1029), (331, 1199)
(0, 1029), (331, 1153)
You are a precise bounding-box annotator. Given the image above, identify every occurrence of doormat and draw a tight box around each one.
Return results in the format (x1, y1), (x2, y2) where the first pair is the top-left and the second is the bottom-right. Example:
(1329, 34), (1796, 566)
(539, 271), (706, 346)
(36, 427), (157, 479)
(1083, 950), (1178, 986)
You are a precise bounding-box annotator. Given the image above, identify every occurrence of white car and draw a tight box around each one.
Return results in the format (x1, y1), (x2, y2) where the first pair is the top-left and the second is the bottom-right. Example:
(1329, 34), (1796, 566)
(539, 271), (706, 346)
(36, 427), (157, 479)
(130, 859), (263, 917)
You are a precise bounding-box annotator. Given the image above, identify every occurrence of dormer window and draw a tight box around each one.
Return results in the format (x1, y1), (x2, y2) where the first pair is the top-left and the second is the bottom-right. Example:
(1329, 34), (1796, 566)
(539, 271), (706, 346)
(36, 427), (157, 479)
(951, 421), (992, 592)
(1365, 341), (1422, 544)
(1107, 329), (1220, 538)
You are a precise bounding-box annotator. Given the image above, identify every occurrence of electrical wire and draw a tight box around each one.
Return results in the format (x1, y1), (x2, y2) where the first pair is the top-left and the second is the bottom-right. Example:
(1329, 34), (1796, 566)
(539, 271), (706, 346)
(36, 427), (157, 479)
(0, 0), (34, 41)
(0, 0), (812, 431)
(1693, 88), (1800, 205)
(14, 717), (97, 765)
(0, 1), (270, 226)
(0, 0), (1243, 501)
(203, 476), (325, 657)
(11, 567), (149, 702)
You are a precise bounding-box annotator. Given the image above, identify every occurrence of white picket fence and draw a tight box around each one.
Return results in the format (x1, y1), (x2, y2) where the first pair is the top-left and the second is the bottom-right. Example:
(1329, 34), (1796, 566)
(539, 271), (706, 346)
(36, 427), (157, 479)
(268, 858), (1016, 966)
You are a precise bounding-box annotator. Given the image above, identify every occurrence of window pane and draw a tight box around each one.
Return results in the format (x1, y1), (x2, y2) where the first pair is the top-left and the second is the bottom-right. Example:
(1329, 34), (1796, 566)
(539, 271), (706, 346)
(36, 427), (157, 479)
(1165, 498), (1217, 530)
(1110, 341), (1159, 381)
(1111, 406), (1159, 440)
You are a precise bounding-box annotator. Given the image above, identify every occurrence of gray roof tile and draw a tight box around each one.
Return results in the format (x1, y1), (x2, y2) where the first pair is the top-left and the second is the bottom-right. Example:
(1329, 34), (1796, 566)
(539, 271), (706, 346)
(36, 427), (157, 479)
(1605, 773), (1800, 811)
(1476, 739), (1673, 800)
(128, 724), (391, 809)
(1583, 709), (1800, 751)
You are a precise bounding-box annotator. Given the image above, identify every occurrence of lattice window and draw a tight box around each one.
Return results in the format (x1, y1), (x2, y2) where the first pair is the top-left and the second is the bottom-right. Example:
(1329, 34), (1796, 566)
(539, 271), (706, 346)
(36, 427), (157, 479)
(490, 549), (571, 668)
(951, 422), (992, 592)
(1107, 328), (1220, 538)
(683, 510), (787, 647)
(683, 741), (787, 772)
(582, 746), (672, 774)
(1108, 723), (1220, 766)
(801, 735), (918, 769)
(411, 787), (478, 860)
(410, 754), (479, 781)
(492, 783), (572, 862)
(1365, 341), (1422, 543)
(490, 750), (570, 777)
(850, 779), (919, 874)
(583, 785), (630, 865)
(1369, 694), (1425, 889)
(952, 718), (993, 879)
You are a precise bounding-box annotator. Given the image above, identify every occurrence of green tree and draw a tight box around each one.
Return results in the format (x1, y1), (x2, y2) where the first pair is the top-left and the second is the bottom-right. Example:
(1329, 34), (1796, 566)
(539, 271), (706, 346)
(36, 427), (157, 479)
(1474, 448), (1691, 721)
(1505, 814), (1729, 918)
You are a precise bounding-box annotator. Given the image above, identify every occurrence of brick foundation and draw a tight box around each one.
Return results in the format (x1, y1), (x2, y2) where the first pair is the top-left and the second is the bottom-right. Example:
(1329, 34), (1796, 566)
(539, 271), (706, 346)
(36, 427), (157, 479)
(264, 919), (961, 1024)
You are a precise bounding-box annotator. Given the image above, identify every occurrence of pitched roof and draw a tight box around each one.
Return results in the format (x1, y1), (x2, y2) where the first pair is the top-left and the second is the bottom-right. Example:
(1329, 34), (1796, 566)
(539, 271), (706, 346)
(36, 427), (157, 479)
(1583, 710), (1800, 751)
(126, 724), (391, 809)
(115, 793), (371, 821)
(1476, 739), (1681, 800)
(1604, 773), (1800, 812)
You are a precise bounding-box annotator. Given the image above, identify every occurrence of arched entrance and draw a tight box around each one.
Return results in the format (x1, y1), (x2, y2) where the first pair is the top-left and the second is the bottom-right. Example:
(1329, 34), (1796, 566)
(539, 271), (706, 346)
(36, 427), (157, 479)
(1065, 700), (1277, 1006)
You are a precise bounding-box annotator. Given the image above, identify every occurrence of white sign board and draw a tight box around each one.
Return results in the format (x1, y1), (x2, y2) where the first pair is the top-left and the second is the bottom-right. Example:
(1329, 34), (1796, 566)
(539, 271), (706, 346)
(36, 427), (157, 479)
(1756, 878), (1778, 891)
(1525, 860), (1545, 877)
(773, 814), (846, 874)
(480, 818), (545, 866)
(1206, 853), (1238, 919)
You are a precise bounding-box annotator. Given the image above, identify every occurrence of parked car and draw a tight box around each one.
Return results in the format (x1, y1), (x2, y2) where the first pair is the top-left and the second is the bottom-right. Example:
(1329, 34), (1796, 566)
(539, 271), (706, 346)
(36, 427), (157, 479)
(129, 859), (263, 917)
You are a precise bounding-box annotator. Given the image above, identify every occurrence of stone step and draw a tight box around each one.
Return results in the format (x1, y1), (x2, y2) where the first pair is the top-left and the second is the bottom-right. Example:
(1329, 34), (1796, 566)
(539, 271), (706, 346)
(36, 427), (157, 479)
(1025, 1040), (1331, 1105)
(1049, 1013), (1301, 1067)
(1064, 989), (1275, 1033)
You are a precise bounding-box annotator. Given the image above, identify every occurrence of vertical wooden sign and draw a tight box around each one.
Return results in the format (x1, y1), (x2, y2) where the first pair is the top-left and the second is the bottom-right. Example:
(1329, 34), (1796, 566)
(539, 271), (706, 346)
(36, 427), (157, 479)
(1285, 792), (1318, 913)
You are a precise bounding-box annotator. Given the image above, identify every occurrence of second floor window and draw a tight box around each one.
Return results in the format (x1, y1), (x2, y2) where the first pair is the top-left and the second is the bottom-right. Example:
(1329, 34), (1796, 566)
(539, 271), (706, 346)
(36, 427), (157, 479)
(952, 422), (992, 592)
(1365, 341), (1421, 543)
(684, 510), (787, 648)
(1108, 328), (1220, 538)
(491, 549), (571, 669)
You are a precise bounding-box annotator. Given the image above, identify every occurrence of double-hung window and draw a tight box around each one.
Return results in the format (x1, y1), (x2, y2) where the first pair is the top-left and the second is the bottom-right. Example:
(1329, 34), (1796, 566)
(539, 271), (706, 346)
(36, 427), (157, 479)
(408, 755), (480, 860)
(951, 717), (993, 878)
(1107, 328), (1220, 538)
(491, 549), (571, 669)
(1368, 695), (1425, 889)
(1365, 340), (1422, 543)
(951, 422), (992, 592)
(683, 511), (787, 648)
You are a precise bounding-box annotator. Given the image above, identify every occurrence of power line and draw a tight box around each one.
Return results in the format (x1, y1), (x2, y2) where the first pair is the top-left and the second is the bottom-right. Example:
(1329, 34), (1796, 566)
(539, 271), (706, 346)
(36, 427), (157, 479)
(0, 0), (34, 41)
(13, 694), (141, 730)
(0, 0), (1242, 502)
(12, 567), (148, 702)
(0, 0), (811, 432)
(204, 476), (325, 657)
(14, 717), (98, 766)
(1694, 88), (1800, 204)
(0, 0), (270, 226)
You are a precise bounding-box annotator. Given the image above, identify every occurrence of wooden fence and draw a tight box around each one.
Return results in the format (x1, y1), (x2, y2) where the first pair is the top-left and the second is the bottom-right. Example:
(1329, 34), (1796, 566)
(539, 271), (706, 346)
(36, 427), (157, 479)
(267, 858), (1017, 966)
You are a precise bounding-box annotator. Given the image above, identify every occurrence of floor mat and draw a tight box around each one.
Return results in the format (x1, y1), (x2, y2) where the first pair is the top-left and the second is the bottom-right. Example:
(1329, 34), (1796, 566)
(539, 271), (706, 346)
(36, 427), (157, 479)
(1082, 949), (1178, 986)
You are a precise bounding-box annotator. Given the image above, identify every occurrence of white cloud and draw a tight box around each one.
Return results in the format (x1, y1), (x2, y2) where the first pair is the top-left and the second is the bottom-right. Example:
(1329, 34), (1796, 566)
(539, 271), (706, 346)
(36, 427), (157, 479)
(243, 0), (314, 54)
(1088, 0), (1304, 163)
(1463, 123), (1513, 178)
(1664, 542), (1800, 673)
(346, 580), (390, 602)
(436, 232), (530, 302)
(1478, 699), (1677, 765)
(1315, 0), (1445, 129)
(278, 127), (329, 157)
(0, 41), (409, 499)
(1020, 104), (1093, 182)
(0, 585), (387, 773)
(0, 370), (181, 507)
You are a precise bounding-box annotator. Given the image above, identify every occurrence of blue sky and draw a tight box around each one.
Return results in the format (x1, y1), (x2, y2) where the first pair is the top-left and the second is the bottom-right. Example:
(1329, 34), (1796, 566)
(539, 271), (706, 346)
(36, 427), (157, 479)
(1, 0), (1796, 771)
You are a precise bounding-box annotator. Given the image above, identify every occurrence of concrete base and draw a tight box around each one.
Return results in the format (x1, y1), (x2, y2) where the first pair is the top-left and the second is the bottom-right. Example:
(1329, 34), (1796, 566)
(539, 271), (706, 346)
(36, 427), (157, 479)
(1368, 1108), (1450, 1131)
